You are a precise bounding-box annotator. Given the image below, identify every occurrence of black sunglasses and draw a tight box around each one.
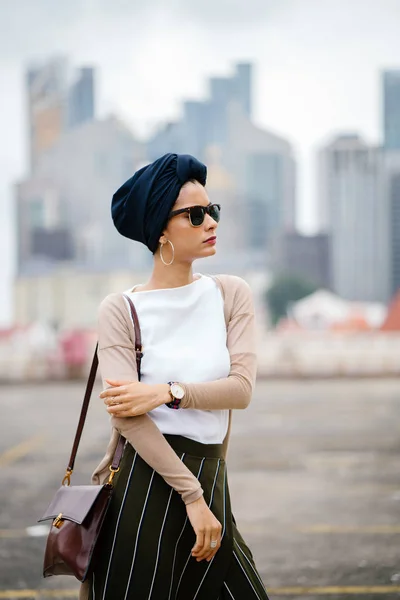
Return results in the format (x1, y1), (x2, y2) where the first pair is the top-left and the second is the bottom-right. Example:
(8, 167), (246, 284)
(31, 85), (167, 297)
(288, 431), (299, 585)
(168, 203), (221, 227)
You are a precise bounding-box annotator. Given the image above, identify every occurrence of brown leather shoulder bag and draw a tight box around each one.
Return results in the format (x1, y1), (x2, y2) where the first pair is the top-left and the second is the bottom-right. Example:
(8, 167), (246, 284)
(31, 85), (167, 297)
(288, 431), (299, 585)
(37, 294), (141, 582)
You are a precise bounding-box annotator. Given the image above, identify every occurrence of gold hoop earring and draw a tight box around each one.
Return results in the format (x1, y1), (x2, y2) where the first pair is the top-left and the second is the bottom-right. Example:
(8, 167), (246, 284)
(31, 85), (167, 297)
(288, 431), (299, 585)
(160, 240), (175, 266)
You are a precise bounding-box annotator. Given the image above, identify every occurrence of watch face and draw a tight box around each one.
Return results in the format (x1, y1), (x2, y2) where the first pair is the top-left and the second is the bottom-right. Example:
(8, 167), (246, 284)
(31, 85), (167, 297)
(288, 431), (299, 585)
(170, 383), (185, 400)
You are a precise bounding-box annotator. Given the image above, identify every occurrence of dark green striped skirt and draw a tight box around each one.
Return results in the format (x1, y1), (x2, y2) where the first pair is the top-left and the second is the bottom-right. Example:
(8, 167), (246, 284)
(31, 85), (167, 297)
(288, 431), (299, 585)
(88, 435), (269, 600)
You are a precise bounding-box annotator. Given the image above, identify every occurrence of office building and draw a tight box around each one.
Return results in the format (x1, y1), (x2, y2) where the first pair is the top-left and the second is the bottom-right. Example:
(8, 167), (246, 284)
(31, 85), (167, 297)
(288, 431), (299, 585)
(271, 232), (331, 289)
(15, 177), (73, 270)
(390, 172), (400, 294)
(383, 152), (400, 296)
(67, 67), (95, 129)
(383, 70), (400, 150)
(224, 102), (296, 246)
(148, 63), (296, 268)
(317, 134), (390, 302)
(16, 117), (147, 277)
(148, 62), (253, 161)
(26, 57), (95, 171)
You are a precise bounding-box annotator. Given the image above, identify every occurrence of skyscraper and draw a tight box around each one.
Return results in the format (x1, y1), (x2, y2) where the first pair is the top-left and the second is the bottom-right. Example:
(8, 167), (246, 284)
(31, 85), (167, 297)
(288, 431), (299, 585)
(16, 117), (146, 276)
(148, 62), (253, 158)
(67, 67), (95, 129)
(384, 152), (400, 296)
(225, 101), (296, 244)
(27, 57), (68, 172)
(245, 152), (283, 248)
(381, 71), (400, 296)
(318, 134), (390, 302)
(271, 232), (331, 289)
(207, 63), (252, 147)
(383, 70), (400, 150)
(234, 63), (252, 118)
(390, 173), (400, 293)
(148, 61), (295, 269)
(26, 57), (95, 171)
(209, 63), (252, 117)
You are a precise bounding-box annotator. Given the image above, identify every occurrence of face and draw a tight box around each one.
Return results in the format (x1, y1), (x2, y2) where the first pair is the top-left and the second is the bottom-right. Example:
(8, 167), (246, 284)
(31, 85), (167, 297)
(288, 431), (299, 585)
(159, 181), (219, 264)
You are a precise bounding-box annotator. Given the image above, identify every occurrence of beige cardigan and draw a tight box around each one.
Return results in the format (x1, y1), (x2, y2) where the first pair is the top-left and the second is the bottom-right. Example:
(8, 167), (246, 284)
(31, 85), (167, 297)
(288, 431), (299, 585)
(91, 274), (257, 505)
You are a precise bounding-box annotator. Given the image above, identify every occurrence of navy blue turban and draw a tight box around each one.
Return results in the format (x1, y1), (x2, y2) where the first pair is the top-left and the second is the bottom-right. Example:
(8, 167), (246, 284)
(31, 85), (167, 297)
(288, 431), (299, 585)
(111, 153), (207, 253)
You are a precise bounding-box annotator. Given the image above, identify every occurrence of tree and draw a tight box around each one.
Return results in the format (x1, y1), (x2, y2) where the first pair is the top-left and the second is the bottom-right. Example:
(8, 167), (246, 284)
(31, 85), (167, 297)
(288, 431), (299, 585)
(266, 273), (318, 325)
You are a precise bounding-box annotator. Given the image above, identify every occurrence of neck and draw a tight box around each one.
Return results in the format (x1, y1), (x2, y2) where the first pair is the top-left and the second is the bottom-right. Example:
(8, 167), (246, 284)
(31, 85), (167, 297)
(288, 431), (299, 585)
(144, 257), (197, 291)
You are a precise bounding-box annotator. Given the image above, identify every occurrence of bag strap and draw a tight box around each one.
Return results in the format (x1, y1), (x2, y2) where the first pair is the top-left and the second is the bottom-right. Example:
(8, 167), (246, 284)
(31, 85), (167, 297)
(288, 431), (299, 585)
(123, 293), (143, 375)
(63, 295), (143, 485)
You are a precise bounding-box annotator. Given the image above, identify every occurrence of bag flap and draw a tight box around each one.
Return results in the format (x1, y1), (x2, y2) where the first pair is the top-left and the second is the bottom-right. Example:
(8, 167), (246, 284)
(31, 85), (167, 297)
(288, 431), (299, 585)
(38, 484), (107, 525)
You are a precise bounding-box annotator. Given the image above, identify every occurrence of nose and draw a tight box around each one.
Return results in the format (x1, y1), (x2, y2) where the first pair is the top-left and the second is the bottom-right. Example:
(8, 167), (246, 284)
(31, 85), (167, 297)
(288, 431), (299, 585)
(204, 212), (218, 230)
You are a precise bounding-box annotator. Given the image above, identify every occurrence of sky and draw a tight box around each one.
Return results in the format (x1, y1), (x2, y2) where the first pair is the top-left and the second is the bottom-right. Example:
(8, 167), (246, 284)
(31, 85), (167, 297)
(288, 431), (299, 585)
(0, 0), (400, 325)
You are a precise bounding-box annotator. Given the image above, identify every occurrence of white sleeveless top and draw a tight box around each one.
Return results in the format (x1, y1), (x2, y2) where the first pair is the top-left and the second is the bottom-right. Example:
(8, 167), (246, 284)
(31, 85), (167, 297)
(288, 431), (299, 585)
(123, 274), (230, 444)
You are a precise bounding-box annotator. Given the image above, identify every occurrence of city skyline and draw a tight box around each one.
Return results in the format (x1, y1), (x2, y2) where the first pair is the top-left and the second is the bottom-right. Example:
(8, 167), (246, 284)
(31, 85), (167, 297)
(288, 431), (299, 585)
(1, 0), (400, 324)
(16, 60), (295, 289)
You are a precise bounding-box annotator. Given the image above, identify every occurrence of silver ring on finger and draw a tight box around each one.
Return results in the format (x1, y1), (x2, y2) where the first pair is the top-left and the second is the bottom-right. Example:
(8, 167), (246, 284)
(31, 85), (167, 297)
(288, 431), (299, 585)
(210, 540), (218, 549)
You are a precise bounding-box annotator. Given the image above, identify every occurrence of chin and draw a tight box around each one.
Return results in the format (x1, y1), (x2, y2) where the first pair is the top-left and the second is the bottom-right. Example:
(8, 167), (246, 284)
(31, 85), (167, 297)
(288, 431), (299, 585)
(202, 246), (217, 257)
(193, 248), (217, 261)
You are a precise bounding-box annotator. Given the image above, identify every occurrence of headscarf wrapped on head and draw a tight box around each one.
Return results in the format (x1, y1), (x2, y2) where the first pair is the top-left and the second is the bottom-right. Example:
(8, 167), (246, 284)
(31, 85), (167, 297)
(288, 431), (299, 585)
(111, 153), (207, 253)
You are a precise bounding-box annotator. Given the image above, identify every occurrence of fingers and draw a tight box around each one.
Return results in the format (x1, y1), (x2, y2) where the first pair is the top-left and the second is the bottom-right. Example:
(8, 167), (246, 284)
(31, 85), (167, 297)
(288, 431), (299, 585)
(191, 531), (204, 559)
(104, 395), (129, 410)
(105, 379), (131, 386)
(207, 534), (221, 562)
(192, 525), (222, 562)
(186, 500), (222, 563)
(104, 393), (128, 404)
(196, 528), (211, 562)
(100, 386), (126, 399)
(108, 408), (133, 417)
(106, 399), (131, 414)
(100, 379), (138, 398)
(100, 384), (131, 411)
(205, 525), (222, 562)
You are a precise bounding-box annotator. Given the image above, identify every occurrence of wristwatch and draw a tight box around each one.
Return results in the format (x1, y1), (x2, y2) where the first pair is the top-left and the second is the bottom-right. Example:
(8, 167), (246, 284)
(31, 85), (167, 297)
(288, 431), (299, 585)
(167, 381), (185, 409)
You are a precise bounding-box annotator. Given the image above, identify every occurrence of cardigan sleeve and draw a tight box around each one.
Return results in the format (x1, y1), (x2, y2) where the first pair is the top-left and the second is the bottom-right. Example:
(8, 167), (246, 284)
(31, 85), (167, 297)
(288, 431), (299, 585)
(97, 294), (204, 505)
(179, 276), (257, 411)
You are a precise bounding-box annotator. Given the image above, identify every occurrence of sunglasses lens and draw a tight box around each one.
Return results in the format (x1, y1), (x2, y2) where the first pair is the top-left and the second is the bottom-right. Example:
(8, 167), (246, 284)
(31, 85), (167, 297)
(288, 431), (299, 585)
(209, 204), (220, 223)
(189, 206), (205, 226)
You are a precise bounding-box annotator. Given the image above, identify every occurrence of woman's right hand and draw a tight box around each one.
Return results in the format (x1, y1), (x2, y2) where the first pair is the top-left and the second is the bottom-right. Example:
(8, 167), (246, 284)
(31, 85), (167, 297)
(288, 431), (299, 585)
(185, 495), (222, 562)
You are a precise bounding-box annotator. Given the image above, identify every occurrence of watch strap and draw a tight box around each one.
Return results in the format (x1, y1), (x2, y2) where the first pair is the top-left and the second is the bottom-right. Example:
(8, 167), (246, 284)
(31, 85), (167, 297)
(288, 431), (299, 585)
(167, 381), (182, 409)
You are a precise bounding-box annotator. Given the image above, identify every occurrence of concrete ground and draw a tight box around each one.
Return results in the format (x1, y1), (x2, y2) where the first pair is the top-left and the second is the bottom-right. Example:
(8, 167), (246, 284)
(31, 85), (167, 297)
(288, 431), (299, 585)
(0, 378), (400, 599)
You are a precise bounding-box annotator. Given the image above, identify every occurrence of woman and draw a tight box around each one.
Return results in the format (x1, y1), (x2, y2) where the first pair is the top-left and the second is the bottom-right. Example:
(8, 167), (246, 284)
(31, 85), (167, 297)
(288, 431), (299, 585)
(80, 153), (270, 600)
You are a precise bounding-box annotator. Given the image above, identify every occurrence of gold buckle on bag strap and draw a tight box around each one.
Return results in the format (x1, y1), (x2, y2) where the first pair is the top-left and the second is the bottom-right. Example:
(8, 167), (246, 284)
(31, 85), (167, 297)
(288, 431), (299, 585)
(53, 513), (64, 529)
(108, 465), (120, 485)
(62, 469), (73, 486)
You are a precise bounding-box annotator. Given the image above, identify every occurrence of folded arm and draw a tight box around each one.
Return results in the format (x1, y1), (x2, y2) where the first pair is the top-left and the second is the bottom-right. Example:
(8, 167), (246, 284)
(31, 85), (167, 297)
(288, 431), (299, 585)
(97, 294), (203, 505)
(179, 277), (257, 411)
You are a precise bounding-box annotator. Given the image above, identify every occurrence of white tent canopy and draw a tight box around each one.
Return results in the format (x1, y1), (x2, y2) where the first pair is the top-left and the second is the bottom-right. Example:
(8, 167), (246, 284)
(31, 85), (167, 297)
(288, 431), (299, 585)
(290, 289), (387, 330)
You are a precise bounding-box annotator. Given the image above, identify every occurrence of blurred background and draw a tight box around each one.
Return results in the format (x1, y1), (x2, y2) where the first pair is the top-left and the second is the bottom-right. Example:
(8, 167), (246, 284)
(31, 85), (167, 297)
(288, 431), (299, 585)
(1, 0), (400, 598)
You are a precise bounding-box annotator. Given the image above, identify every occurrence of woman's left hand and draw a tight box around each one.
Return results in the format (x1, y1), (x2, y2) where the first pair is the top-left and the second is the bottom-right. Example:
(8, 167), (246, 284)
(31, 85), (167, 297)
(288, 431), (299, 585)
(100, 379), (170, 417)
